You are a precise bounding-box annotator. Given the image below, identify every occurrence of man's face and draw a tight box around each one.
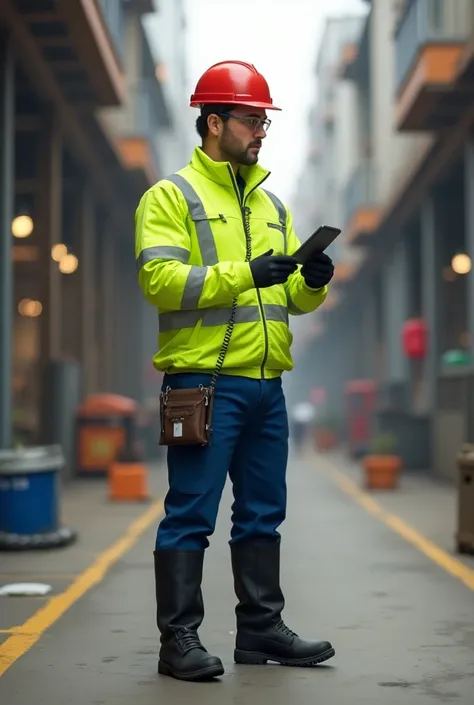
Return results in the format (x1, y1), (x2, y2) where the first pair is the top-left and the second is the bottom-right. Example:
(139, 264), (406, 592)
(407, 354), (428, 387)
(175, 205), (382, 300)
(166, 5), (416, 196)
(217, 107), (269, 166)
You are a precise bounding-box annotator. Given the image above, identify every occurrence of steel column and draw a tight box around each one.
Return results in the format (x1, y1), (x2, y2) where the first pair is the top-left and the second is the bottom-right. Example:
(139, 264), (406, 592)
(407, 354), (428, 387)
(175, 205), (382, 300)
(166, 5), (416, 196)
(383, 239), (410, 384)
(420, 195), (440, 411)
(0, 33), (14, 449)
(79, 182), (97, 396)
(38, 108), (63, 443)
(464, 138), (474, 361)
(99, 219), (115, 392)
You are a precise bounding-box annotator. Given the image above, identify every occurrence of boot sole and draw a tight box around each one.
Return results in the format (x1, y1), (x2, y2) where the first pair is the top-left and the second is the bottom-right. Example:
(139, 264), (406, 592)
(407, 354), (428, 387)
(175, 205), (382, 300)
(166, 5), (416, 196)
(234, 646), (335, 667)
(158, 659), (225, 681)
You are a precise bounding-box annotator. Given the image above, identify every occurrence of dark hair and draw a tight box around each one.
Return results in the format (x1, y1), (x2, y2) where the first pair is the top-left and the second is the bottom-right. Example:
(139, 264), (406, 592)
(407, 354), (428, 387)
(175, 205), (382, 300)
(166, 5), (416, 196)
(195, 104), (235, 139)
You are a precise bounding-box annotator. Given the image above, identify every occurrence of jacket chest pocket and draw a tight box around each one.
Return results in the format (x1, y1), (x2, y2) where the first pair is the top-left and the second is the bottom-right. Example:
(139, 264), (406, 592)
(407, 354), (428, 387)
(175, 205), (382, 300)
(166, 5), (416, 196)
(190, 212), (249, 262)
(266, 221), (287, 255)
(246, 214), (287, 256)
(189, 212), (229, 264)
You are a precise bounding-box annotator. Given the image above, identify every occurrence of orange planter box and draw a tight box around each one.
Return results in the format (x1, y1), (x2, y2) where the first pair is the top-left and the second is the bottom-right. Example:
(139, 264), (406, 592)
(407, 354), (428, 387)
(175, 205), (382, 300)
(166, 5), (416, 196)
(363, 455), (401, 490)
(108, 462), (149, 502)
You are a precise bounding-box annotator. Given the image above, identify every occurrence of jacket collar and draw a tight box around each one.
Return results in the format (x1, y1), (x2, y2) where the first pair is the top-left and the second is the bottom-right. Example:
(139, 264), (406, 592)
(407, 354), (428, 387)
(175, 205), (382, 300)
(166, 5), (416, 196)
(189, 146), (270, 197)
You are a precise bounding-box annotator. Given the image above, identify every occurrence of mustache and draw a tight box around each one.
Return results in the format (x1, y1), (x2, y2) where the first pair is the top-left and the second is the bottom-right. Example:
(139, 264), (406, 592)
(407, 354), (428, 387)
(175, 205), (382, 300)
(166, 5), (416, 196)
(248, 141), (262, 148)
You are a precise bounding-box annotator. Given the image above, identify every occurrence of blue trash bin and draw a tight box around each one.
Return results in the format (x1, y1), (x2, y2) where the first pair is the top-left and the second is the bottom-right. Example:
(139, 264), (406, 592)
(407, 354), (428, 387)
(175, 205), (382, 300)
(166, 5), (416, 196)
(0, 446), (77, 551)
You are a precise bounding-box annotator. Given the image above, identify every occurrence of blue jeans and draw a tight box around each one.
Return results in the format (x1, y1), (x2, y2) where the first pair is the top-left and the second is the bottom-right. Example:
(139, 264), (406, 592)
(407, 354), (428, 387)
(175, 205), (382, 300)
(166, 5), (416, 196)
(156, 373), (289, 551)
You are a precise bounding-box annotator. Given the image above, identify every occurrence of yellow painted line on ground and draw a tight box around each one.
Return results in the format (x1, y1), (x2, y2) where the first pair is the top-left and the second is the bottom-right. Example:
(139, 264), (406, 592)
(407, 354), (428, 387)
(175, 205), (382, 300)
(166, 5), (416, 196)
(318, 457), (474, 593)
(0, 498), (164, 677)
(0, 574), (79, 580)
(0, 628), (35, 635)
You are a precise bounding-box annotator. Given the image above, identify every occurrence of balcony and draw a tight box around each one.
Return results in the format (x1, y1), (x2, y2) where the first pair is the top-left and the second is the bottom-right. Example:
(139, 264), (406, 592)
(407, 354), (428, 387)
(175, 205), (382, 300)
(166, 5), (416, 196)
(5, 0), (127, 107)
(332, 246), (365, 297)
(343, 161), (380, 245)
(396, 0), (474, 131)
(106, 78), (168, 188)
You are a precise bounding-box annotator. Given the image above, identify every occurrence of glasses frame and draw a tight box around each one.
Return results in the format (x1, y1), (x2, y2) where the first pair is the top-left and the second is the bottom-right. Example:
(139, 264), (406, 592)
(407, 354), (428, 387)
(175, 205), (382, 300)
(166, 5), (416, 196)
(218, 112), (272, 133)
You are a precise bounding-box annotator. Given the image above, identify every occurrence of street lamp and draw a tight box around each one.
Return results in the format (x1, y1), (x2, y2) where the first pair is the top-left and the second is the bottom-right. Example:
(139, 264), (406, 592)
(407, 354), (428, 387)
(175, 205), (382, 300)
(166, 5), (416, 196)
(59, 254), (79, 274)
(51, 243), (68, 262)
(11, 214), (34, 239)
(18, 299), (43, 317)
(451, 253), (472, 275)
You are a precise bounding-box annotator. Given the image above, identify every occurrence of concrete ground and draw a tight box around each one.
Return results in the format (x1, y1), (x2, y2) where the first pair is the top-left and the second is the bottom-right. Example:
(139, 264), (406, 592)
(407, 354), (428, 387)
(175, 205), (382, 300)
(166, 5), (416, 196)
(1, 452), (474, 704)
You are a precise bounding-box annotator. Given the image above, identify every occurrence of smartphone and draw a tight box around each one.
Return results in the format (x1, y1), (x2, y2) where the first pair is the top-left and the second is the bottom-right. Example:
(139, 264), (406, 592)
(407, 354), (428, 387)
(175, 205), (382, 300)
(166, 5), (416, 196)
(292, 225), (342, 265)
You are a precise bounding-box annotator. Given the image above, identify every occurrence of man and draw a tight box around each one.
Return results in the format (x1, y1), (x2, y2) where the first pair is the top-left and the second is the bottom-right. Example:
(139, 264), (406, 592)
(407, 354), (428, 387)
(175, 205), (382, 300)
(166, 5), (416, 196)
(135, 60), (335, 682)
(291, 400), (316, 453)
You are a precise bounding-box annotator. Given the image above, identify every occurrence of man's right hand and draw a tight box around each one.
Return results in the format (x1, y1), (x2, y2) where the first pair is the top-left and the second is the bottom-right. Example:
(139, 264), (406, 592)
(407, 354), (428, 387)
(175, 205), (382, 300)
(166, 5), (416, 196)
(249, 249), (298, 288)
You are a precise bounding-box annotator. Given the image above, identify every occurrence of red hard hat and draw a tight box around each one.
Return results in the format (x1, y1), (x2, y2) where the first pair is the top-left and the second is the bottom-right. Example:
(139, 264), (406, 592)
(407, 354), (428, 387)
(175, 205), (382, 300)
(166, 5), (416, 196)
(190, 60), (281, 111)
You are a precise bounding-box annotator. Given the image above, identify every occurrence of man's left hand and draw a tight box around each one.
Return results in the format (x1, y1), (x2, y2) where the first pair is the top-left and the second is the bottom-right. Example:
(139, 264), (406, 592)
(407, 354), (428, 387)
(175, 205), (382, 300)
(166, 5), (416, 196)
(301, 252), (334, 289)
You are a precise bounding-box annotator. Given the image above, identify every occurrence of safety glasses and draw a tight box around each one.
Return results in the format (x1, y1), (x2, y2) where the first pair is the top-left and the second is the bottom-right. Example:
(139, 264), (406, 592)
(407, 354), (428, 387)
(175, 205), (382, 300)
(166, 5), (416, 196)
(218, 113), (272, 134)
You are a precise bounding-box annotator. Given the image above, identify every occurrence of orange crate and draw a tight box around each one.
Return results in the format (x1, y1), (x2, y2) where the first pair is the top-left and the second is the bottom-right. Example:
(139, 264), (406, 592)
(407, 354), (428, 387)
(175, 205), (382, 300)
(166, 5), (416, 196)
(108, 462), (149, 502)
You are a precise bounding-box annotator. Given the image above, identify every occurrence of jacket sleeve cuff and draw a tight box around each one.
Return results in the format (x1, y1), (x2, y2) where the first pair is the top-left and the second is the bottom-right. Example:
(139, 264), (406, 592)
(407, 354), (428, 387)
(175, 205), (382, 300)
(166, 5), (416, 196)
(301, 280), (327, 295)
(234, 262), (255, 295)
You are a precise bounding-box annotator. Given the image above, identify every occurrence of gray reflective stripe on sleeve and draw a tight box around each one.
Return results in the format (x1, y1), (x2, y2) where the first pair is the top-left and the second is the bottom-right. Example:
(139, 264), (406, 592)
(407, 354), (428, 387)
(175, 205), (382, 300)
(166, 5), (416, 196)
(263, 303), (289, 324)
(159, 304), (288, 333)
(181, 266), (208, 309)
(286, 291), (305, 315)
(165, 173), (219, 266)
(262, 189), (287, 254)
(136, 245), (189, 271)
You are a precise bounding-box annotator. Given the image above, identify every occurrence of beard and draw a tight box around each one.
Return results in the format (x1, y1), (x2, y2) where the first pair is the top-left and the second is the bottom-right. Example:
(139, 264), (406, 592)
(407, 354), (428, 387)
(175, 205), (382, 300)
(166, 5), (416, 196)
(219, 126), (261, 165)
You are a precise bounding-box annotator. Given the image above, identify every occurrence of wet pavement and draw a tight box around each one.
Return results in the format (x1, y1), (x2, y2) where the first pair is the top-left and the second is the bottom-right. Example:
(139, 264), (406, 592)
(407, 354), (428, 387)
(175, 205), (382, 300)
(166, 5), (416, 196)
(1, 454), (473, 704)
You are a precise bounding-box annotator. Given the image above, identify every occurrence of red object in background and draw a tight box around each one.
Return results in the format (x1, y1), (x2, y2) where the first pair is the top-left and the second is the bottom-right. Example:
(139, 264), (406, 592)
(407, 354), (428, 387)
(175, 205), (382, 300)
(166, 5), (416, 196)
(345, 380), (376, 458)
(310, 387), (326, 405)
(402, 318), (428, 359)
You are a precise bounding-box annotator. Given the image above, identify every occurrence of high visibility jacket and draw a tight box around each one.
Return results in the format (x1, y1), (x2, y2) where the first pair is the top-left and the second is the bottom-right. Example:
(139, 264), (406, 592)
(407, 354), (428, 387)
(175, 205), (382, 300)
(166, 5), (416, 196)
(135, 146), (327, 379)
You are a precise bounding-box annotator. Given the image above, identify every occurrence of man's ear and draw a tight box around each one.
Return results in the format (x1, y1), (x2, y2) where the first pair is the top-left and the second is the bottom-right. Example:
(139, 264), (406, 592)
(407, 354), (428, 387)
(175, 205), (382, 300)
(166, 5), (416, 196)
(207, 113), (221, 137)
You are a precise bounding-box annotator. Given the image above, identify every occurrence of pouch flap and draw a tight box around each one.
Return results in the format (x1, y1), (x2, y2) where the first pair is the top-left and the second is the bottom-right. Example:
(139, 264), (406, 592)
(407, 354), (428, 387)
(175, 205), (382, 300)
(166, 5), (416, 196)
(163, 403), (203, 419)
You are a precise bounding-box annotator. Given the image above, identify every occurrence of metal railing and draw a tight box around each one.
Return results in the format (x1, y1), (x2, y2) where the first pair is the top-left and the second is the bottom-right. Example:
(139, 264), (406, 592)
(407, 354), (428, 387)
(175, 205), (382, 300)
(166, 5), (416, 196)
(343, 160), (377, 227)
(98, 0), (125, 63)
(396, 0), (473, 90)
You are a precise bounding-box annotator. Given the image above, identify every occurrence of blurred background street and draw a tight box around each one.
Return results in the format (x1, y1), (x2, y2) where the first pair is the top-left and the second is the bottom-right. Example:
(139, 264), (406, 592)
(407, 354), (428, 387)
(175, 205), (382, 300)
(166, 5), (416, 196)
(1, 0), (474, 703)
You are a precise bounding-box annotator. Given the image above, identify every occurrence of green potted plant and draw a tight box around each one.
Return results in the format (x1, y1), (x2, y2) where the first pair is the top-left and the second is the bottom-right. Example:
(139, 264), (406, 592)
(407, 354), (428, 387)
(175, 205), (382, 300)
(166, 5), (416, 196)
(362, 432), (401, 489)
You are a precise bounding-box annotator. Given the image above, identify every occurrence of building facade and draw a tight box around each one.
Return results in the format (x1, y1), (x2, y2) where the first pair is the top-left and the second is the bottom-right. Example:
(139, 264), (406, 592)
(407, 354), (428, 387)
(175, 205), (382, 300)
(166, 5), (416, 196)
(143, 0), (194, 173)
(0, 0), (185, 471)
(293, 0), (474, 481)
(287, 13), (367, 405)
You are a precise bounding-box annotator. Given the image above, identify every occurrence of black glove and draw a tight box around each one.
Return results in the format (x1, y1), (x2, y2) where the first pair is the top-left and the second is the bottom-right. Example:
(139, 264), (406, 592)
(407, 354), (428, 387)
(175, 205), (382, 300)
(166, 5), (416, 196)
(301, 252), (334, 289)
(250, 249), (298, 288)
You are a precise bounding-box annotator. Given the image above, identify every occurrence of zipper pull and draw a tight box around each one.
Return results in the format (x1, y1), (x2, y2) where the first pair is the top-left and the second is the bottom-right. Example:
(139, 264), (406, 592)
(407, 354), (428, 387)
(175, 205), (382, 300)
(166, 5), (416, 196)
(219, 213), (227, 223)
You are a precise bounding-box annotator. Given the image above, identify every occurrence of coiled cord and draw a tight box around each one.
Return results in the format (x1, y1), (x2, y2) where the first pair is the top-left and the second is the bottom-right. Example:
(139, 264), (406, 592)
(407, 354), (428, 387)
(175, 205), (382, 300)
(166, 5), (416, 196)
(209, 206), (252, 389)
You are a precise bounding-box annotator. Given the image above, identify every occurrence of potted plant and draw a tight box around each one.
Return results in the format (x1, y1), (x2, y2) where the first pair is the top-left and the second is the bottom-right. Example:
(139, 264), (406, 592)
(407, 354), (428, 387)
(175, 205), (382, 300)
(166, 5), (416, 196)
(314, 414), (340, 452)
(362, 433), (402, 490)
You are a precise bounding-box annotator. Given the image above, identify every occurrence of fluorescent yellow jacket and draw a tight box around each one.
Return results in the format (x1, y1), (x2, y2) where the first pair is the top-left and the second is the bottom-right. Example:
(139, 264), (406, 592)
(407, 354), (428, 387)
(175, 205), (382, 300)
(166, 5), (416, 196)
(135, 146), (327, 379)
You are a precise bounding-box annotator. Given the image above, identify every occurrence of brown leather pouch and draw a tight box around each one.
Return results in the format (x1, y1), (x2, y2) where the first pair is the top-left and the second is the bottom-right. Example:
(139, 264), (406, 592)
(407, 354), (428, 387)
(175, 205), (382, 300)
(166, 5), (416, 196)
(159, 385), (215, 447)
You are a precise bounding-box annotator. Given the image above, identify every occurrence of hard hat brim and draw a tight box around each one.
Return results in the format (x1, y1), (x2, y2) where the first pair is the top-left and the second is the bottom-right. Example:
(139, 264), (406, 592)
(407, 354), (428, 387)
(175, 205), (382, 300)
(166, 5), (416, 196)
(190, 98), (281, 111)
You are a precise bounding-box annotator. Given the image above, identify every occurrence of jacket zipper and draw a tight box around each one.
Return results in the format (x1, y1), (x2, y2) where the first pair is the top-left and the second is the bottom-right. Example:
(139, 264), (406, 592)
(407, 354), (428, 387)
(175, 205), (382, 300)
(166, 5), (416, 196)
(226, 165), (270, 379)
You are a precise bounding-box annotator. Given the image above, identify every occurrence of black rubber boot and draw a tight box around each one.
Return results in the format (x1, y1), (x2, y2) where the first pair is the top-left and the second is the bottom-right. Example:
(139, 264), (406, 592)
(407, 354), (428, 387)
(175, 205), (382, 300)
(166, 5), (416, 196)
(154, 549), (224, 681)
(230, 539), (335, 667)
